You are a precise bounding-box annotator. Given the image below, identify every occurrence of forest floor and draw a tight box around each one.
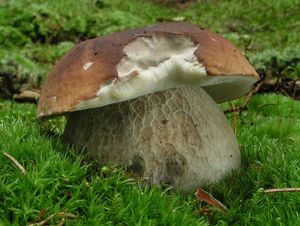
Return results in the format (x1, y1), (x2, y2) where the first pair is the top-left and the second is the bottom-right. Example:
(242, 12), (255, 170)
(0, 0), (299, 225)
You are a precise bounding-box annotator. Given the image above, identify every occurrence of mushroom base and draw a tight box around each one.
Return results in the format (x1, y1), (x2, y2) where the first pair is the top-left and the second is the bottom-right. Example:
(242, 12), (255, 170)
(63, 86), (240, 192)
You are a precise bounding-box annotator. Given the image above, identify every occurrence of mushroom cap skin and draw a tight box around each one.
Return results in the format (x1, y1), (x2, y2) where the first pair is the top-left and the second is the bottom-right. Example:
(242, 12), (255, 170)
(37, 22), (259, 118)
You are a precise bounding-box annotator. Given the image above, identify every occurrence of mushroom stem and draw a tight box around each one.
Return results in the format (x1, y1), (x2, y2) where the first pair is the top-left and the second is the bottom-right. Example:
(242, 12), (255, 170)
(63, 86), (240, 192)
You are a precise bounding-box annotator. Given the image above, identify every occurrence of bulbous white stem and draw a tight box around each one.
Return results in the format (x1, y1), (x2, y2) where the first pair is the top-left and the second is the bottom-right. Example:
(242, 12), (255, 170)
(63, 86), (240, 192)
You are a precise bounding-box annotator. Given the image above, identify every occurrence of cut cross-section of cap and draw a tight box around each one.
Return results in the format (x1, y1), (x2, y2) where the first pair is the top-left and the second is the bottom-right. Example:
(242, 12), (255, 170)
(37, 22), (258, 118)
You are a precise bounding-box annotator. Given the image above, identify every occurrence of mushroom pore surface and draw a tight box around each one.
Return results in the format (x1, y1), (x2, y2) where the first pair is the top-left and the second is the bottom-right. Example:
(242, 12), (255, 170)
(63, 86), (240, 192)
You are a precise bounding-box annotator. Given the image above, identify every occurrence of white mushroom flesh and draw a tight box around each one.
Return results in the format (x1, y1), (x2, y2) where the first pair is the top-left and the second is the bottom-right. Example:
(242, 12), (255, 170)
(75, 36), (256, 111)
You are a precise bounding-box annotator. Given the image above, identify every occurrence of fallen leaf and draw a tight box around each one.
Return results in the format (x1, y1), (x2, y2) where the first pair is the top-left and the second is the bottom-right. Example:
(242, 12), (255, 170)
(195, 188), (228, 212)
(13, 89), (40, 103)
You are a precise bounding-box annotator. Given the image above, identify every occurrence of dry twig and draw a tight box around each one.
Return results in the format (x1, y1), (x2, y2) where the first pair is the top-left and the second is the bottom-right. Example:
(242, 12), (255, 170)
(34, 208), (49, 223)
(2, 151), (26, 174)
(28, 211), (77, 226)
(264, 188), (300, 194)
(224, 80), (265, 114)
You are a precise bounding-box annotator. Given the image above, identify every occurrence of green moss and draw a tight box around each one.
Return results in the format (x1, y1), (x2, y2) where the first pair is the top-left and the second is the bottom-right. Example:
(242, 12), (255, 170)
(1, 93), (300, 225)
(0, 101), (207, 225)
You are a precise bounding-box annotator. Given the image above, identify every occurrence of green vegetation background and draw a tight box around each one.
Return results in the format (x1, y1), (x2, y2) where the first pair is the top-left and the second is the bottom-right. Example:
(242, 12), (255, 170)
(0, 0), (299, 225)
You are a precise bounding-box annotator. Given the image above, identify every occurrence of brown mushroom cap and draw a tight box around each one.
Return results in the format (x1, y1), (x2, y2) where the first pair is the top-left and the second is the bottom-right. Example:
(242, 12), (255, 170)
(38, 22), (259, 118)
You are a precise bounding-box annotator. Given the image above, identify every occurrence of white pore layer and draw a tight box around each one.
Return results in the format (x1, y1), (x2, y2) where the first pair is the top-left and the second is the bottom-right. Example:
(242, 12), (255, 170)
(76, 36), (256, 110)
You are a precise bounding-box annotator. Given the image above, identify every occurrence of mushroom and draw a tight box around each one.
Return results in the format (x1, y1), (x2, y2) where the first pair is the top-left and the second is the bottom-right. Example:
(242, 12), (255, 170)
(38, 22), (258, 192)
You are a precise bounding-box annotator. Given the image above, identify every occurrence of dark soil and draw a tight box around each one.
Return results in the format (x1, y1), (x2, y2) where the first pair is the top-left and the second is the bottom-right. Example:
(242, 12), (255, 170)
(258, 77), (300, 100)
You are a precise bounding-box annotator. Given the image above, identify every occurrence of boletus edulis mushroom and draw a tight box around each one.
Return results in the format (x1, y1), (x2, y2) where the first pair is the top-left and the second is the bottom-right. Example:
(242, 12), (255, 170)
(38, 22), (259, 192)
